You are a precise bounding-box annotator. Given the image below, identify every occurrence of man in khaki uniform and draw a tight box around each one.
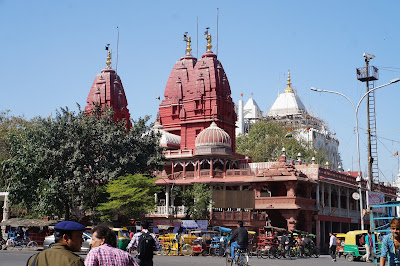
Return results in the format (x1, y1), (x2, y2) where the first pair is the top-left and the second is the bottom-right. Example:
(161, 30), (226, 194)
(27, 221), (86, 266)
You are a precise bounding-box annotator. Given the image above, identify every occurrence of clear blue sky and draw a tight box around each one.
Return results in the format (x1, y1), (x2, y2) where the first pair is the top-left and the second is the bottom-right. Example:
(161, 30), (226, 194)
(1, 0), (400, 184)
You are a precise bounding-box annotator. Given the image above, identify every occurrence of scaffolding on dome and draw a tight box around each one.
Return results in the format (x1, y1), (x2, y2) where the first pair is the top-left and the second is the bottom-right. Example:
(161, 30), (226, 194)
(243, 112), (334, 137)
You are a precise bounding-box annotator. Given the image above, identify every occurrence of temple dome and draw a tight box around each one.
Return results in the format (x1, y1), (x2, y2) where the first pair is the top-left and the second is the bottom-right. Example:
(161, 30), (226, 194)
(267, 71), (307, 117)
(195, 121), (231, 148)
(152, 121), (181, 149)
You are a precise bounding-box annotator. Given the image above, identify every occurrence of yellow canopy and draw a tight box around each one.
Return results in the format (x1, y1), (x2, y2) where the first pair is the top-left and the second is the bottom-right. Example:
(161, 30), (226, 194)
(344, 230), (368, 246)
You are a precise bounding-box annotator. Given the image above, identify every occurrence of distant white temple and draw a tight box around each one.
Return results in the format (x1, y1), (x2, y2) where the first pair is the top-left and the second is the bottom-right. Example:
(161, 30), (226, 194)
(236, 71), (341, 169)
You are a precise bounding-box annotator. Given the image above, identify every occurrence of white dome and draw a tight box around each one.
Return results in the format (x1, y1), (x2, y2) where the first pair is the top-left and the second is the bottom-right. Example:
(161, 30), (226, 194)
(267, 92), (307, 116)
(152, 121), (181, 148)
(267, 71), (307, 117)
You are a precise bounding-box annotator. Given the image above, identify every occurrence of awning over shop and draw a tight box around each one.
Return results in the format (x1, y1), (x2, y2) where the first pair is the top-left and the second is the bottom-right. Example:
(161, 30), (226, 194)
(0, 218), (58, 227)
(157, 225), (173, 230)
(181, 220), (198, 229)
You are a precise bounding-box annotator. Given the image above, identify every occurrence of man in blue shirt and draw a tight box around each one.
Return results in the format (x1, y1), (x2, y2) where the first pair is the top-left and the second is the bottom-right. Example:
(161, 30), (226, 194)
(380, 218), (400, 266)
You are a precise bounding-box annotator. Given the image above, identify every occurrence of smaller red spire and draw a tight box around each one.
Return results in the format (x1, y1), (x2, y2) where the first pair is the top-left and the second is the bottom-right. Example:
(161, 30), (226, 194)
(85, 48), (131, 129)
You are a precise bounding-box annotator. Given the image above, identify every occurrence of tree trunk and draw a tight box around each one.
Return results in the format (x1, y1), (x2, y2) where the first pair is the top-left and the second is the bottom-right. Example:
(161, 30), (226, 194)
(64, 203), (70, 221)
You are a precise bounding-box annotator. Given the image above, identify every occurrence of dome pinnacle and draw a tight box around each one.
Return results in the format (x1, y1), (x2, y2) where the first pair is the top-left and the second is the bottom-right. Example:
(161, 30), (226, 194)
(105, 44), (112, 69)
(183, 33), (192, 55)
(205, 27), (212, 51)
(284, 70), (294, 93)
(106, 50), (112, 68)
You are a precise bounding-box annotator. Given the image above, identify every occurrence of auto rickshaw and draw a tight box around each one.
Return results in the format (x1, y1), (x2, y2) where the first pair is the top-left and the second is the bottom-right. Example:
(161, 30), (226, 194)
(114, 227), (131, 250)
(343, 230), (382, 262)
(343, 230), (368, 262)
(335, 233), (346, 258)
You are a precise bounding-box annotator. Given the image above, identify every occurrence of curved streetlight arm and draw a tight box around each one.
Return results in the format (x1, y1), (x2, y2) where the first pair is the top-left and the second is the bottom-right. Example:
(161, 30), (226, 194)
(310, 77), (399, 230)
(311, 87), (356, 111)
(355, 78), (400, 113)
(311, 86), (363, 229)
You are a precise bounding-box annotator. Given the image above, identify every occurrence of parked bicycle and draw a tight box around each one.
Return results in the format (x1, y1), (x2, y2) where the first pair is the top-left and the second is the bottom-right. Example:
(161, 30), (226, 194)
(0, 237), (6, 250)
(7, 237), (38, 251)
(304, 244), (320, 258)
(273, 243), (296, 259)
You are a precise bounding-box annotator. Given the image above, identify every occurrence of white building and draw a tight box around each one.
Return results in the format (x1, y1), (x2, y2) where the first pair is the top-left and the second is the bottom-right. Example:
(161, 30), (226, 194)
(236, 71), (341, 169)
(236, 98), (263, 136)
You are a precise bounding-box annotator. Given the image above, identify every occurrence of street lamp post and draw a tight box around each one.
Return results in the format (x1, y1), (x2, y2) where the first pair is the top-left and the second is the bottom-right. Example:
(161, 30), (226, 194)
(311, 78), (400, 230)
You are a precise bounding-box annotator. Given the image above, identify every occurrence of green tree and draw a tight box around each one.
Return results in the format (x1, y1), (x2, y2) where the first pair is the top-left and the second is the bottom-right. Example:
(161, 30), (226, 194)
(97, 174), (159, 221)
(5, 106), (164, 219)
(236, 120), (330, 164)
(182, 183), (213, 220)
(0, 110), (31, 188)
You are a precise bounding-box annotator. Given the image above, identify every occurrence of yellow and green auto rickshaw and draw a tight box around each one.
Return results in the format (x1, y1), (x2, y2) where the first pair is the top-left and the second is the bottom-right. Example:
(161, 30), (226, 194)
(343, 230), (367, 262)
(114, 227), (131, 250)
(343, 230), (381, 262)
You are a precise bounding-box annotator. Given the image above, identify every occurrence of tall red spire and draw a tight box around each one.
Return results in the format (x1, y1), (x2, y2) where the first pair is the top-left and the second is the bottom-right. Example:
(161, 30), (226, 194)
(85, 48), (131, 129)
(159, 32), (237, 152)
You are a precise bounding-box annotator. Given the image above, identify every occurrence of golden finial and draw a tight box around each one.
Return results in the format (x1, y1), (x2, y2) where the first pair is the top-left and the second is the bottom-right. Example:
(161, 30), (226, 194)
(183, 32), (192, 55)
(284, 70), (294, 93)
(106, 50), (112, 68)
(204, 27), (212, 51)
(105, 44), (112, 68)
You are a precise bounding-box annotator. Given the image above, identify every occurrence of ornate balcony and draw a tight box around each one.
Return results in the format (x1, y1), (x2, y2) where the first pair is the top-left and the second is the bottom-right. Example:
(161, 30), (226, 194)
(146, 205), (186, 218)
(255, 196), (317, 211)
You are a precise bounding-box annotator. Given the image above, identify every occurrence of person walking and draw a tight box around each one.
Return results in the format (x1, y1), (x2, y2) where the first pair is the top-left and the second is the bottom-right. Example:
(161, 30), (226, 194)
(380, 218), (400, 266)
(279, 232), (289, 255)
(85, 224), (137, 266)
(26, 221), (86, 266)
(362, 230), (372, 263)
(228, 221), (248, 260)
(127, 221), (159, 266)
(174, 227), (184, 255)
(329, 232), (337, 262)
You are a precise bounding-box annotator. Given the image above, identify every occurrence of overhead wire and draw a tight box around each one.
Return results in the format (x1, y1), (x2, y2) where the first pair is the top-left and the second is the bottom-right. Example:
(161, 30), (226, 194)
(376, 137), (396, 184)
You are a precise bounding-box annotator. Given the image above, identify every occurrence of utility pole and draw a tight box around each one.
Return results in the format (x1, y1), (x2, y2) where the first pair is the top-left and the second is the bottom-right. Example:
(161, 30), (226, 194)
(357, 53), (379, 191)
(365, 56), (373, 191)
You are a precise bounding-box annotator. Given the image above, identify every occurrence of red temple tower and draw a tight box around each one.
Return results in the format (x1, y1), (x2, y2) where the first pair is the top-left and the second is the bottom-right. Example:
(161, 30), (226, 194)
(159, 31), (237, 152)
(85, 49), (131, 129)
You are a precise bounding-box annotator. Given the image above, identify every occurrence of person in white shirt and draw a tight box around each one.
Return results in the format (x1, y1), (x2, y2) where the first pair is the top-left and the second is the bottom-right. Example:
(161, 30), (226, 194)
(329, 233), (337, 262)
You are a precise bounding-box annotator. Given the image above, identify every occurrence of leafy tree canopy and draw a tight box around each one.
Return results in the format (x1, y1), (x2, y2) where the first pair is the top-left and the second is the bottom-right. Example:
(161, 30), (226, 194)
(0, 110), (32, 188)
(236, 120), (330, 164)
(5, 106), (164, 220)
(97, 174), (160, 221)
(181, 183), (213, 220)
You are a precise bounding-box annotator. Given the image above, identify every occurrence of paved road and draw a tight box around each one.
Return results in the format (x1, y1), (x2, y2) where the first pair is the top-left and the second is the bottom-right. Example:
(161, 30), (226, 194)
(0, 250), (370, 266)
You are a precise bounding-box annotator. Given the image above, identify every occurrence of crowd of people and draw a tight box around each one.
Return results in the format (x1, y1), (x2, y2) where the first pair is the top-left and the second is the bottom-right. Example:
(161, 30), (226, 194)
(20, 217), (400, 266)
(26, 220), (159, 266)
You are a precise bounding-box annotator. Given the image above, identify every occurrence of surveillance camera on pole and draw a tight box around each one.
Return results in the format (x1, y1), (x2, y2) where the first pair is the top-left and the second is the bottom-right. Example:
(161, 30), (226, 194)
(363, 53), (375, 61)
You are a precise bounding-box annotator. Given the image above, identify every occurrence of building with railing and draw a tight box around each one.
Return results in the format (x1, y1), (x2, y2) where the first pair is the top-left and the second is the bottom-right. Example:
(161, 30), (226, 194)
(150, 154), (397, 251)
(144, 34), (397, 253)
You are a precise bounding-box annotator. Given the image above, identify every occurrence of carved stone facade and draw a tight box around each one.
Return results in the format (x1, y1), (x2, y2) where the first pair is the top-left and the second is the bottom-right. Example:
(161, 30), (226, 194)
(158, 49), (237, 152)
